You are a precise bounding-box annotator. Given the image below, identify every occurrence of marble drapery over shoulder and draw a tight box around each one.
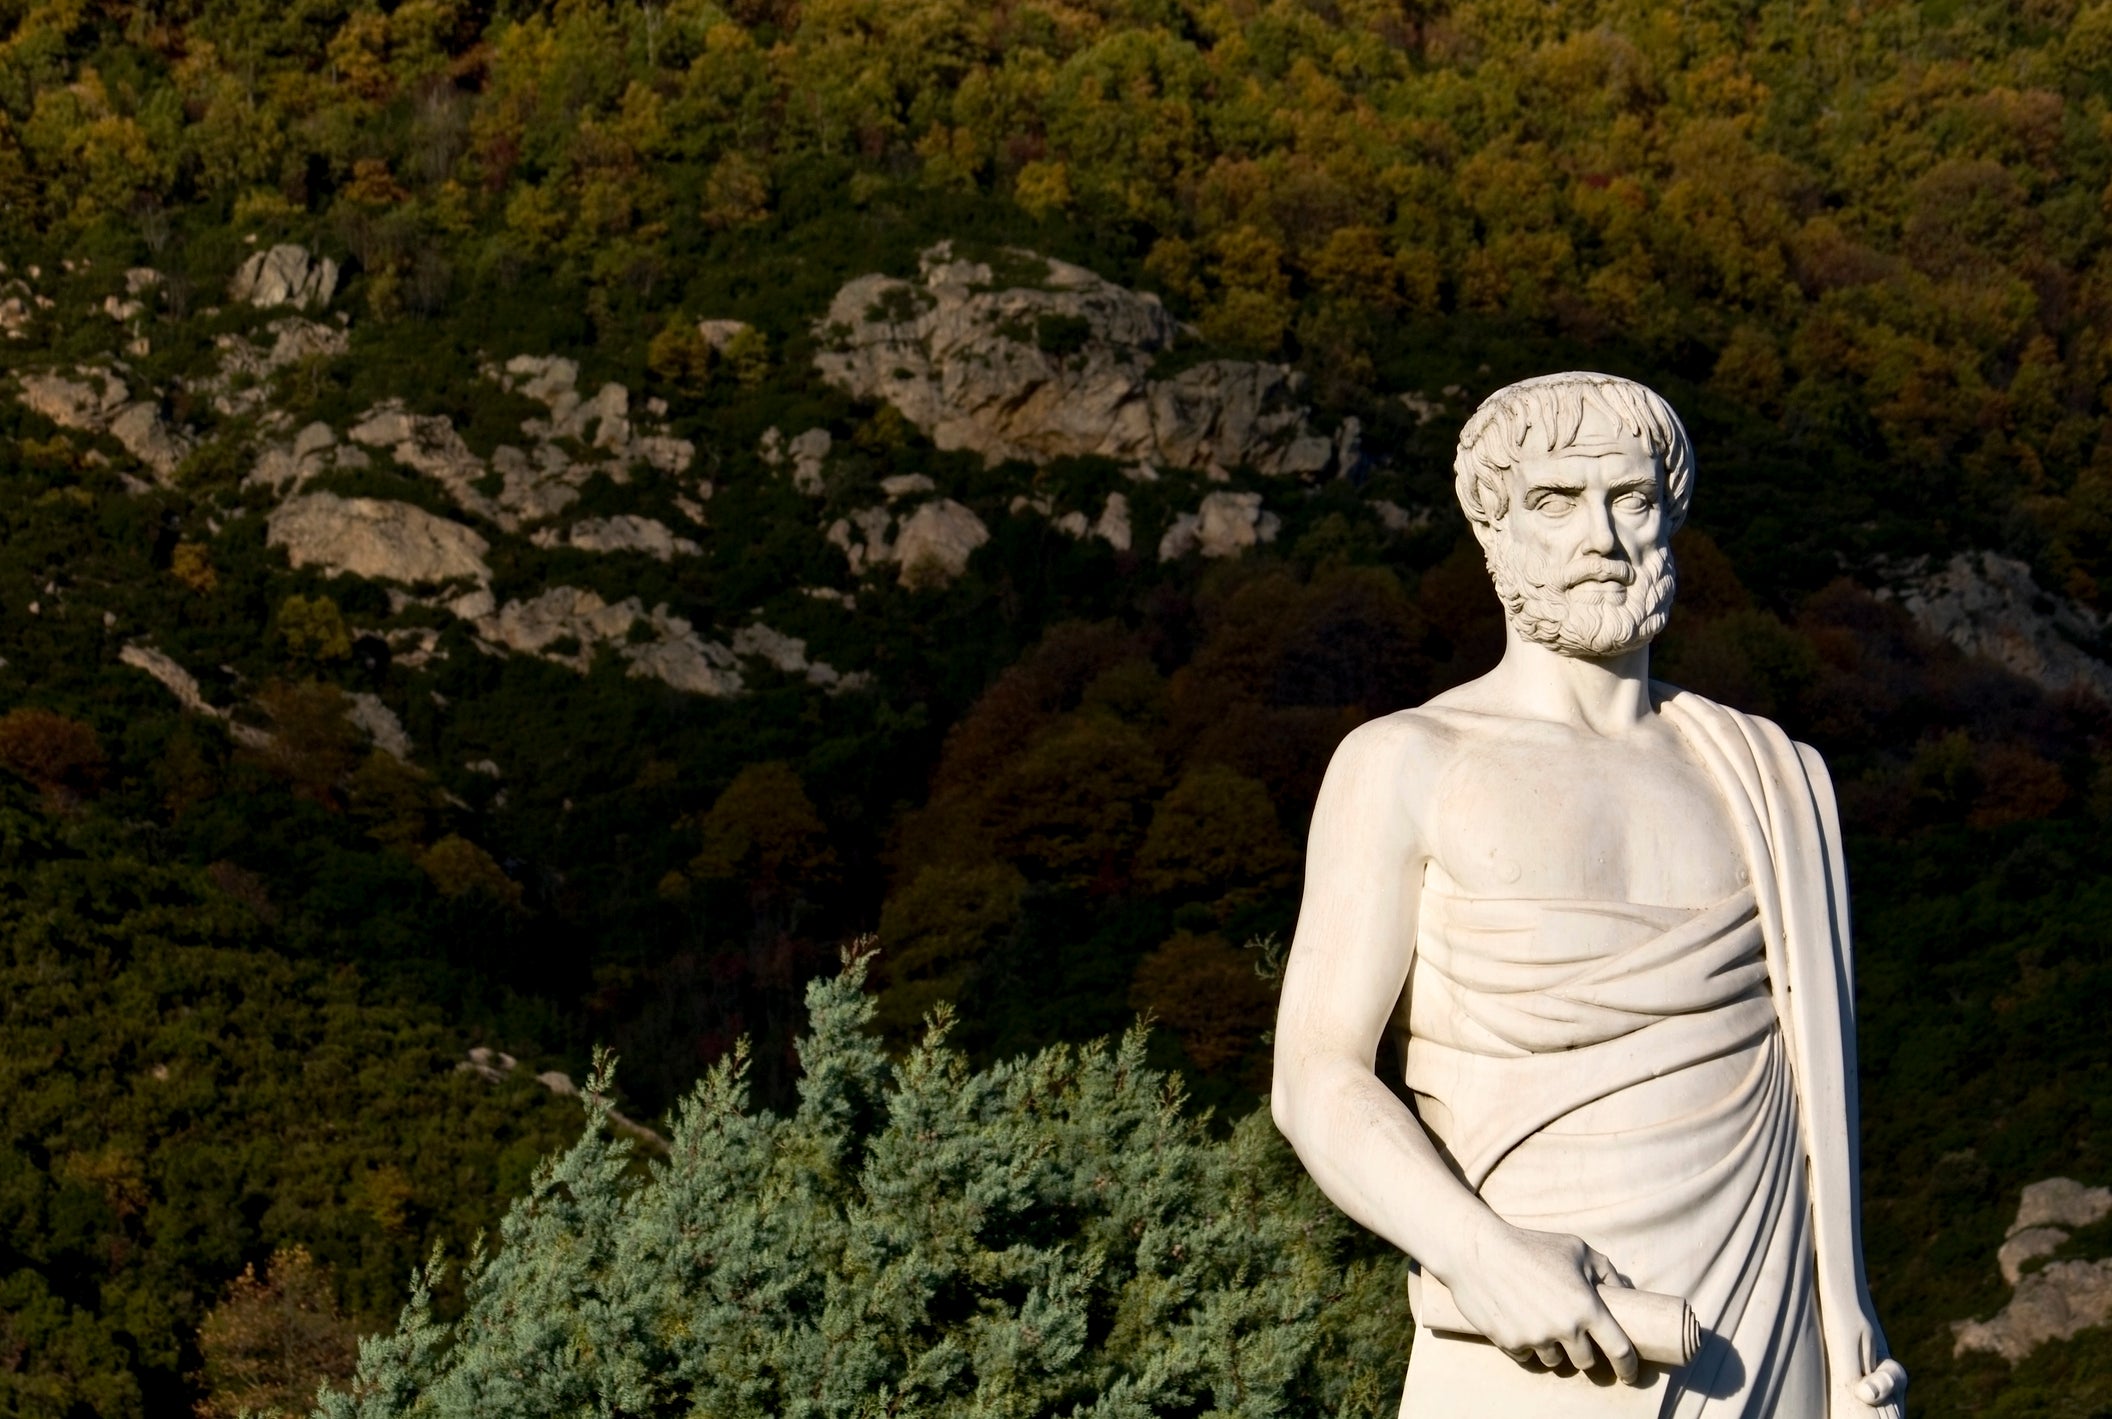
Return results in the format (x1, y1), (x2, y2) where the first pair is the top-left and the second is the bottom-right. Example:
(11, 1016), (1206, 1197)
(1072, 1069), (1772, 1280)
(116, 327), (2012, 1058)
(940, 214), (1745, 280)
(1396, 692), (1896, 1419)
(1661, 691), (1895, 1419)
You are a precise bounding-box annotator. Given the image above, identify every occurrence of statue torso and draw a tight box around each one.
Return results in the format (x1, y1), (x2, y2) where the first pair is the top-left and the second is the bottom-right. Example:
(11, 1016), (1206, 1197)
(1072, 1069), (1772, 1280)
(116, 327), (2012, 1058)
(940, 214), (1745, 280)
(1412, 705), (1749, 908)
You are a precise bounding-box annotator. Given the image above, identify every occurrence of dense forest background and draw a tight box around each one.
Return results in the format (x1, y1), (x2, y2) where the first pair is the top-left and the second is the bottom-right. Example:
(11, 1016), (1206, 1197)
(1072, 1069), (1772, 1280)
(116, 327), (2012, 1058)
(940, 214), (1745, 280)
(0, 0), (2106, 1412)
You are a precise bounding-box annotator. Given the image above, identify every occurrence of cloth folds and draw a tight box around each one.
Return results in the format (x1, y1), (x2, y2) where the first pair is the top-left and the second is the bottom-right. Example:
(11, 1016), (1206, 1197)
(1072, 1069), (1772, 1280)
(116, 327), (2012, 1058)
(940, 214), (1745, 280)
(1395, 691), (1889, 1419)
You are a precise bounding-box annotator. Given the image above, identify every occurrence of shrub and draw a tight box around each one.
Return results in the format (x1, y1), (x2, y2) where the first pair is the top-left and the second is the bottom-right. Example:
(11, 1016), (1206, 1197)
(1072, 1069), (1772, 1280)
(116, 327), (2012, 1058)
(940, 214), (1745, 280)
(319, 957), (1413, 1418)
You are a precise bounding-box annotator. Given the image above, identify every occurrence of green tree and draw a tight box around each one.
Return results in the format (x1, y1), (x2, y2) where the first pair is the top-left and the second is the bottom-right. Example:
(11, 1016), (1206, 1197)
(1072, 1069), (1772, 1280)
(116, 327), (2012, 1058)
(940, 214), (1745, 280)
(316, 959), (1413, 1418)
(278, 596), (354, 663)
(1134, 764), (1298, 912)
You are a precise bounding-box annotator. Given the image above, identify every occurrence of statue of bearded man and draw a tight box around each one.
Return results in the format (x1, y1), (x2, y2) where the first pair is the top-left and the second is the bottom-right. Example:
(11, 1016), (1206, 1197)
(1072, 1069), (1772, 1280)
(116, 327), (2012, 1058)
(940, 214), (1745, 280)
(1271, 372), (1909, 1418)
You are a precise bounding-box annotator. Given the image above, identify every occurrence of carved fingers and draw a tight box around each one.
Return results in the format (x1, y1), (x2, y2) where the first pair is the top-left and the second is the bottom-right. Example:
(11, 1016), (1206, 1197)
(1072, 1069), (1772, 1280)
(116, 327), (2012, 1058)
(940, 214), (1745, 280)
(1852, 1358), (1907, 1406)
(1468, 1227), (1643, 1385)
(1577, 1247), (1642, 1383)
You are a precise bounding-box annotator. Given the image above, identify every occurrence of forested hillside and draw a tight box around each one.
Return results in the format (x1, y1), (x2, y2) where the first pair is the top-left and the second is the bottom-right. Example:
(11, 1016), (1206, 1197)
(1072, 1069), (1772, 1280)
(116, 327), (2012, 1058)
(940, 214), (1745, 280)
(0, 0), (2106, 1412)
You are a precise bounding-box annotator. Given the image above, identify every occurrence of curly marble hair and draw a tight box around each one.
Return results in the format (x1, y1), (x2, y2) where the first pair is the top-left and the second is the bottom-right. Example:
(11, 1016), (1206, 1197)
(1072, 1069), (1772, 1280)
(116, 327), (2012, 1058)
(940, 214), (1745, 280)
(1453, 372), (1694, 534)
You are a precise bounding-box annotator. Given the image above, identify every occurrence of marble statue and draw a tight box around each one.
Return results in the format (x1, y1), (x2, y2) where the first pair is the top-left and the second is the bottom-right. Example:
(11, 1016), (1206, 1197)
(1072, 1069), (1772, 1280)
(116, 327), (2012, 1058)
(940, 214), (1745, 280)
(1271, 373), (1909, 1417)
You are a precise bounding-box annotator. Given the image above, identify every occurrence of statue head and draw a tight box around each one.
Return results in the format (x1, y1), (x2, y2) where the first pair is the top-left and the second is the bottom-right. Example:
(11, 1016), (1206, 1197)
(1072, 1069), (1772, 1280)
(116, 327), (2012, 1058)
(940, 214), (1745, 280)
(1453, 372), (1693, 658)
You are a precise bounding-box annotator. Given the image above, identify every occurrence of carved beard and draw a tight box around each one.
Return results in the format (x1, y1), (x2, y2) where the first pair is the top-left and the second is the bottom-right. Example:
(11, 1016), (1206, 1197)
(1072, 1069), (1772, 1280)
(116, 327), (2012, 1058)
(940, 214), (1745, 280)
(1485, 531), (1677, 658)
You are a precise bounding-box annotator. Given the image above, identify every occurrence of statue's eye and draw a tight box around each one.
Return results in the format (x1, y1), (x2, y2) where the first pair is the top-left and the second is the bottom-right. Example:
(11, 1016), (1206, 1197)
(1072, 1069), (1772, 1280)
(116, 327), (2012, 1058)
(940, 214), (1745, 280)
(1526, 490), (1576, 514)
(1616, 490), (1654, 512)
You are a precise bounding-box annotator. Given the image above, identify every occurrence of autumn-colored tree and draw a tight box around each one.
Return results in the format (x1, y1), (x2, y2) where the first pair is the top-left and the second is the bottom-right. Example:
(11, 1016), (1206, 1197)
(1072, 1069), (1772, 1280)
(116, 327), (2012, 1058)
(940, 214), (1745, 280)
(1129, 930), (1276, 1074)
(192, 1247), (359, 1419)
(254, 681), (364, 802)
(0, 708), (105, 803)
(171, 543), (218, 593)
(419, 834), (523, 909)
(1134, 764), (1298, 913)
(277, 595), (353, 663)
(690, 762), (837, 913)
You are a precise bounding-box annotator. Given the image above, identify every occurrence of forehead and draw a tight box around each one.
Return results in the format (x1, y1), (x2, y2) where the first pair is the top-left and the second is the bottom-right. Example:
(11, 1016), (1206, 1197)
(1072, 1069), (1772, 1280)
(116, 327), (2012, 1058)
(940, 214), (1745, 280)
(1509, 441), (1661, 488)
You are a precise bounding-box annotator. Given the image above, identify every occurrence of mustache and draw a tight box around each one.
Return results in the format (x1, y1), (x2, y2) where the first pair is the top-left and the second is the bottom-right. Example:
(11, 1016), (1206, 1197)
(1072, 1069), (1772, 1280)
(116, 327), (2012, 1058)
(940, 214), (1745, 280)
(1562, 556), (1637, 588)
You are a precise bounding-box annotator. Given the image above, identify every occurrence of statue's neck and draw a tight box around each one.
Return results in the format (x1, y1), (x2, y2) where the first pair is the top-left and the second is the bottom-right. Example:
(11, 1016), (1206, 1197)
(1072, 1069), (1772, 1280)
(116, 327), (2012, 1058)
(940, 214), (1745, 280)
(1487, 624), (1656, 736)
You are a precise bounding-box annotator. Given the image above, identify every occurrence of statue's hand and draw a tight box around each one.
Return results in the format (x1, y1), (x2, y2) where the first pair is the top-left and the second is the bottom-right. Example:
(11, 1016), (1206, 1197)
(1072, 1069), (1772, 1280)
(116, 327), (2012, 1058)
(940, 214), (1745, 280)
(1441, 1220), (1642, 1384)
(1838, 1356), (1906, 1418)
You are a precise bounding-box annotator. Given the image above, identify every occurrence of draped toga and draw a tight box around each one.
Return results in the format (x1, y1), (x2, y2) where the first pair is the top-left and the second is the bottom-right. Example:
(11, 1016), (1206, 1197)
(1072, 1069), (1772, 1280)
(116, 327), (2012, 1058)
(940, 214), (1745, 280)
(1395, 692), (1887, 1419)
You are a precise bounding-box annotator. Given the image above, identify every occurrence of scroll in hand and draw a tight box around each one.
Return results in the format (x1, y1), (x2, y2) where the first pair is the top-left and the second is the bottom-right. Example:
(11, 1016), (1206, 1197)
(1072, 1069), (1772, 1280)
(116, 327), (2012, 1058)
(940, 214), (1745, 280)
(1413, 1273), (1702, 1368)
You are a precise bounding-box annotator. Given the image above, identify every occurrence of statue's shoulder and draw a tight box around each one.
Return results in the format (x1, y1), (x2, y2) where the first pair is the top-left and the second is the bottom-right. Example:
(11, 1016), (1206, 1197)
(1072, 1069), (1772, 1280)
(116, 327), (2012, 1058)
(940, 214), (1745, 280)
(1328, 699), (1494, 781)
(1653, 680), (1833, 780)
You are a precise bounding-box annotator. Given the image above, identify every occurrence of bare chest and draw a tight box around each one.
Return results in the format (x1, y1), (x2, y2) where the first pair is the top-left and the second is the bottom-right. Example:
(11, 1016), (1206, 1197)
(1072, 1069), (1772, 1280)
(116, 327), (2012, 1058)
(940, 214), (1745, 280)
(1422, 728), (1749, 907)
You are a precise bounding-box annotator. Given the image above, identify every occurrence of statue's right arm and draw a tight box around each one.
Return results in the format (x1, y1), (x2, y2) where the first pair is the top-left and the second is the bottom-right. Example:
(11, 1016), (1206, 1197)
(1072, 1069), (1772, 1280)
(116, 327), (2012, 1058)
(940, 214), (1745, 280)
(1270, 716), (1642, 1383)
(1270, 717), (1485, 1270)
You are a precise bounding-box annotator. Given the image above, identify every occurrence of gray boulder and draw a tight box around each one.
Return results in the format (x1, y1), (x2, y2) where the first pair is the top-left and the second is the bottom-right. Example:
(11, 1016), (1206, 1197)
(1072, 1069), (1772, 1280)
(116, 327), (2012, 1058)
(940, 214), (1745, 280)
(1954, 1179), (2112, 1363)
(266, 493), (493, 586)
(229, 244), (339, 309)
(814, 243), (1346, 479)
(17, 367), (192, 481)
(1158, 491), (1281, 562)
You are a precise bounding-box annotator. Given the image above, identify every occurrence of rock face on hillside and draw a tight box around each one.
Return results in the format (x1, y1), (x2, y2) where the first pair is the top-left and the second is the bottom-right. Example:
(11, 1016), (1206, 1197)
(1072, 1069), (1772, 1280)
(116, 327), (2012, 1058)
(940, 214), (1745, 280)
(266, 493), (493, 586)
(229, 244), (339, 309)
(814, 244), (1346, 479)
(208, 318), (350, 416)
(1159, 491), (1281, 561)
(17, 366), (193, 480)
(825, 498), (991, 587)
(532, 515), (699, 560)
(1891, 553), (2112, 703)
(1953, 1178), (2112, 1362)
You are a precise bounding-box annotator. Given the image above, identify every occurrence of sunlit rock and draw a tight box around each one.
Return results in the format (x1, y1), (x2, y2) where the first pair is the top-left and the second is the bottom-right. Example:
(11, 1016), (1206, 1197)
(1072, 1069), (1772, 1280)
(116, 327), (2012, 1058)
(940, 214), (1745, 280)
(266, 492), (493, 586)
(229, 244), (339, 310)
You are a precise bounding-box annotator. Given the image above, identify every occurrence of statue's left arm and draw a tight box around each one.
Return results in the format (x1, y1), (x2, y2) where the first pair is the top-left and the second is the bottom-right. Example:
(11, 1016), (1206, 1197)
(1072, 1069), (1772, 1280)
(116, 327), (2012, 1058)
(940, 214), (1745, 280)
(1795, 740), (1907, 1417)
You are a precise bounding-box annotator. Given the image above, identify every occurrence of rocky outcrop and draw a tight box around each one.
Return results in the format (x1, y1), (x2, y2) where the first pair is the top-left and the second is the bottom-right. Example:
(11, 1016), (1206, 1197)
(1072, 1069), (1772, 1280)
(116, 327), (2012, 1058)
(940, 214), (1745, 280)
(827, 498), (990, 587)
(1954, 1178), (2112, 1362)
(1012, 491), (1134, 552)
(826, 508), (895, 577)
(621, 609), (746, 696)
(229, 244), (338, 309)
(456, 1047), (668, 1153)
(19, 367), (129, 429)
(1158, 491), (1281, 562)
(894, 499), (990, 585)
(469, 587), (744, 697)
(814, 243), (1347, 478)
(347, 400), (501, 520)
(105, 402), (193, 480)
(697, 319), (751, 351)
(1890, 553), (2112, 702)
(473, 586), (640, 669)
(1372, 500), (1433, 534)
(266, 493), (493, 586)
(118, 644), (273, 750)
(17, 366), (193, 481)
(491, 354), (696, 476)
(730, 623), (859, 691)
(531, 515), (699, 561)
(246, 421), (370, 493)
(345, 692), (412, 759)
(0, 278), (37, 339)
(760, 426), (831, 495)
(1996, 1178), (2112, 1286)
(207, 319), (351, 416)
(325, 364), (701, 535)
